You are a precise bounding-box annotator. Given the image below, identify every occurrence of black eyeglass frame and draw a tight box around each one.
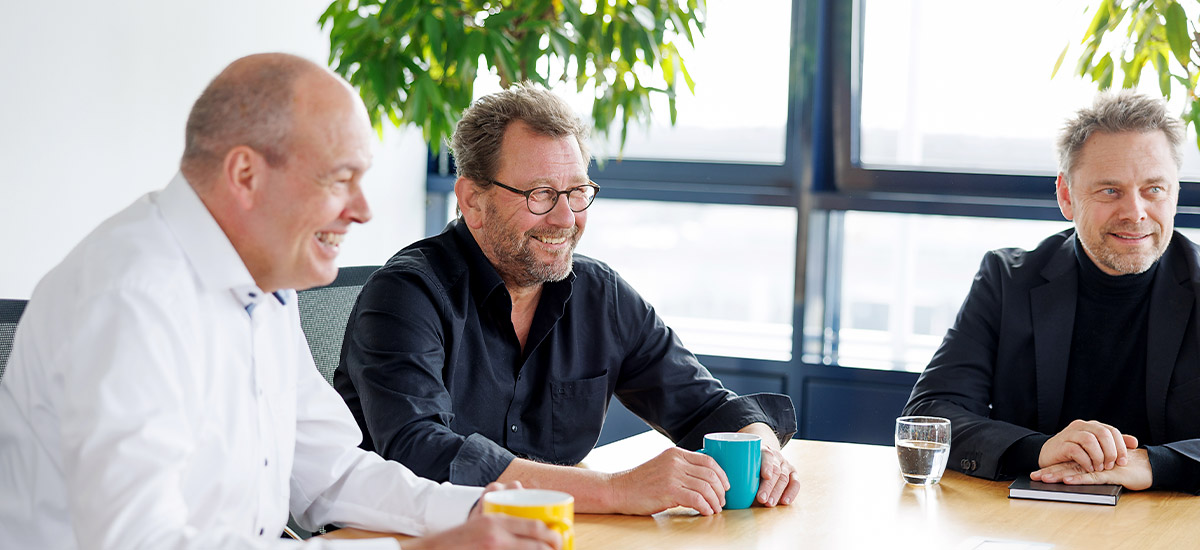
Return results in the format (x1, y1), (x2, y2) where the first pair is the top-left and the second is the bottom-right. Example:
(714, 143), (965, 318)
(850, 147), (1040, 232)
(489, 180), (601, 215)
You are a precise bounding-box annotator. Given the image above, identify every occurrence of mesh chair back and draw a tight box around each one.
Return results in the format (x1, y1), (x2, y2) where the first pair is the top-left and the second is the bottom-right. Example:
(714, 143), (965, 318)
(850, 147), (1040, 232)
(297, 266), (377, 386)
(0, 299), (28, 381)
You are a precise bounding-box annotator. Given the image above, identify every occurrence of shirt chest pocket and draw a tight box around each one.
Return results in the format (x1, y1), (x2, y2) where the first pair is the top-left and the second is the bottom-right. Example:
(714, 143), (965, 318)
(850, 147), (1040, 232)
(550, 373), (609, 464)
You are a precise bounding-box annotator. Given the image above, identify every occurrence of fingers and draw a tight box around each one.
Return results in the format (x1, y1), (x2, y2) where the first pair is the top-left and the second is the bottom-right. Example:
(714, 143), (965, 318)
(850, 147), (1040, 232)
(1031, 461), (1083, 483)
(768, 467), (791, 506)
(778, 471), (801, 505)
(1070, 421), (1110, 472)
(1122, 433), (1139, 452)
(757, 450), (781, 505)
(1104, 425), (1127, 468)
(756, 449), (795, 507)
(491, 515), (563, 550)
(680, 466), (725, 515)
(684, 450), (730, 491)
(627, 448), (729, 515)
(1034, 462), (1108, 486)
(1060, 444), (1098, 473)
(482, 481), (524, 494)
(1053, 420), (1130, 472)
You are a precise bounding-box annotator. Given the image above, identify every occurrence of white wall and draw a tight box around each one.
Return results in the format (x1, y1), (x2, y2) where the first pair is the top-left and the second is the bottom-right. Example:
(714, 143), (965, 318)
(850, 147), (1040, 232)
(0, 0), (428, 299)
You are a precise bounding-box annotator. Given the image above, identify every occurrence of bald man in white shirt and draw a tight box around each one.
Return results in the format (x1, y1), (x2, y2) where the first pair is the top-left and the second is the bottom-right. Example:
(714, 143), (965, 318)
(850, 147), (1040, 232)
(0, 53), (559, 550)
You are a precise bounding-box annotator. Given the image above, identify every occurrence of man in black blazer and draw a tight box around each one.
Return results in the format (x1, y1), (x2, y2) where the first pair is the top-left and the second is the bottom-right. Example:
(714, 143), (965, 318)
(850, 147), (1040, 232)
(904, 90), (1200, 493)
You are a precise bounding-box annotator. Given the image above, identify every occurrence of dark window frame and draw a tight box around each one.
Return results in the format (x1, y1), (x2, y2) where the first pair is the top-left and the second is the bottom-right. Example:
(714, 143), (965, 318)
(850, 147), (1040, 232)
(422, 0), (1200, 374)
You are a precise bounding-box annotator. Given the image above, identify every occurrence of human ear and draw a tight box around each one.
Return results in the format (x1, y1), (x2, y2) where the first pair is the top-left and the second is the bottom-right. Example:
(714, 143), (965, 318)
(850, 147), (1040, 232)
(222, 145), (266, 210)
(455, 177), (487, 229)
(1055, 172), (1074, 221)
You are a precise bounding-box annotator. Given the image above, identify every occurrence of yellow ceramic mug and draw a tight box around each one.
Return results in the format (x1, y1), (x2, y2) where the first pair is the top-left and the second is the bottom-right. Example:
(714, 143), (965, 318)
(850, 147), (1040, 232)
(482, 489), (574, 550)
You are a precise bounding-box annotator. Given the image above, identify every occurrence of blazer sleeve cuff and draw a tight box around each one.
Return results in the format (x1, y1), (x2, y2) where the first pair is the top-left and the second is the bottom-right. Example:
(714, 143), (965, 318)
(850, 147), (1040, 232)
(998, 433), (1050, 478)
(1148, 443), (1200, 494)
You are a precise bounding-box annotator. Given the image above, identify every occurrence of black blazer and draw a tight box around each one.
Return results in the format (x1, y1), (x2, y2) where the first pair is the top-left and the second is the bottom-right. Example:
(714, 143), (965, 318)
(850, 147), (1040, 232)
(904, 229), (1200, 481)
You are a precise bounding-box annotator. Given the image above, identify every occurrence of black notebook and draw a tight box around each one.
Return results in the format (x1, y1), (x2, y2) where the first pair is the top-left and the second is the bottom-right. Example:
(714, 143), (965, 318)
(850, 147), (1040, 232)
(1008, 475), (1121, 505)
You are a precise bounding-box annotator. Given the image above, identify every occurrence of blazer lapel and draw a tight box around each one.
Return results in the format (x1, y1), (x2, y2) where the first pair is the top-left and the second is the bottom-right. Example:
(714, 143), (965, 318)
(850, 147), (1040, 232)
(1145, 238), (1194, 443)
(1030, 236), (1079, 434)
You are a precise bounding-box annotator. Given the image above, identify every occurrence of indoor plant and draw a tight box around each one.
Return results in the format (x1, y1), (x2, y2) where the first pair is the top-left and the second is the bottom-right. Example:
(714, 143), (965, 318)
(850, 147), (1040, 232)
(1058, 0), (1200, 148)
(319, 0), (707, 154)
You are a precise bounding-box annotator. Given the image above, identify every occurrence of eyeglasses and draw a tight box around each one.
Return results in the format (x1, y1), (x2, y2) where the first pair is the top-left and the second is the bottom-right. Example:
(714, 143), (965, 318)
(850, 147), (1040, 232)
(489, 180), (600, 215)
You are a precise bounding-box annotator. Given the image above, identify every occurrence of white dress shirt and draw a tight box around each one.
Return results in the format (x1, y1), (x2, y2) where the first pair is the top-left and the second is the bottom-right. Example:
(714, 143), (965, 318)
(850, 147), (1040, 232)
(0, 173), (481, 549)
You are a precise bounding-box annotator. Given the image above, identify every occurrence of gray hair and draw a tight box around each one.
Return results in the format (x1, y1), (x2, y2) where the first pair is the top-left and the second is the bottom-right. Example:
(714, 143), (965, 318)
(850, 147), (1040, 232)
(1057, 89), (1185, 181)
(181, 54), (316, 182)
(449, 82), (591, 185)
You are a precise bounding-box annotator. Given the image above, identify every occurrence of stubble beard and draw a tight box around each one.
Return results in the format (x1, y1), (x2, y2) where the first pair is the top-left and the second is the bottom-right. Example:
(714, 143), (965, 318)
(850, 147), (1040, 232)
(482, 204), (581, 288)
(1080, 222), (1168, 275)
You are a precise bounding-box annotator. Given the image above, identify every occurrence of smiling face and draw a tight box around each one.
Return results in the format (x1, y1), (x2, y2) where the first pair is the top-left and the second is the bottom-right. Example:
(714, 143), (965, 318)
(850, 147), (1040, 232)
(463, 120), (589, 289)
(1056, 130), (1179, 275)
(245, 71), (375, 292)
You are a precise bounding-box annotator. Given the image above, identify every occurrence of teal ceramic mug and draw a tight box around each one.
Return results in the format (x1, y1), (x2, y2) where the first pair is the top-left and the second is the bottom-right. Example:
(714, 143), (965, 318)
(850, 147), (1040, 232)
(698, 432), (762, 510)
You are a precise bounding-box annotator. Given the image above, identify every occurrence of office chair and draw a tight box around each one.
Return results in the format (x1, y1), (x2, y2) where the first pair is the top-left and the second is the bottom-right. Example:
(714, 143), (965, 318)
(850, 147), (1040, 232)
(296, 266), (378, 387)
(0, 299), (28, 381)
(287, 266), (379, 539)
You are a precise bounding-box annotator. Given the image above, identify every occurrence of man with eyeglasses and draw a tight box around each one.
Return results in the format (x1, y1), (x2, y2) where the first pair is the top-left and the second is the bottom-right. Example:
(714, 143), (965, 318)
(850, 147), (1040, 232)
(333, 83), (800, 515)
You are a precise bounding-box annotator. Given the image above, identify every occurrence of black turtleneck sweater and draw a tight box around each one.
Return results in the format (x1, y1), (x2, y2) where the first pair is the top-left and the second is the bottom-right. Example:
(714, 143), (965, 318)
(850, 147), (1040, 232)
(999, 238), (1198, 492)
(1058, 237), (1154, 438)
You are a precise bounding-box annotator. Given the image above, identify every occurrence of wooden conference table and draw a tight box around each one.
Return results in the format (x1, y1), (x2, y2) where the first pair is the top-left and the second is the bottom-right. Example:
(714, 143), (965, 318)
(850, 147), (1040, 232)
(325, 431), (1200, 549)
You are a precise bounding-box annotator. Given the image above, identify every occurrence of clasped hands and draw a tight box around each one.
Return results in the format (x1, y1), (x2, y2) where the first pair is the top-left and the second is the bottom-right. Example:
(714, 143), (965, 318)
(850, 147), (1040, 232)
(1031, 419), (1152, 490)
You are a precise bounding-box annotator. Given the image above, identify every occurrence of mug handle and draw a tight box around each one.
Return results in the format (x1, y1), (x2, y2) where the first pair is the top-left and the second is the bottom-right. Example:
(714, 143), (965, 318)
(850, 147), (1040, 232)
(544, 519), (573, 533)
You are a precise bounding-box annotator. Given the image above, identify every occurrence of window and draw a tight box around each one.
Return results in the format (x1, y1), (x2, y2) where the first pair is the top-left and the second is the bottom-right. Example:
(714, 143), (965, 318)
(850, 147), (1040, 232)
(602, 0), (793, 164)
(469, 0), (793, 165)
(816, 211), (1071, 371)
(575, 198), (797, 361)
(858, 0), (1200, 179)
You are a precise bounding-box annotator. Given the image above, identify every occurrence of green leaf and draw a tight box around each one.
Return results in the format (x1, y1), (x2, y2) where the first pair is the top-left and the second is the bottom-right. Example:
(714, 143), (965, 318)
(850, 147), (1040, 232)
(424, 13), (444, 66)
(408, 73), (427, 124)
(677, 53), (696, 92)
(1164, 1), (1190, 66)
(1076, 40), (1100, 78)
(1153, 51), (1173, 96)
(483, 10), (523, 30)
(321, 0), (704, 154)
(1052, 42), (1070, 79)
(1121, 51), (1148, 88)
(660, 48), (676, 87)
(1094, 53), (1115, 89)
(631, 5), (656, 30)
(1083, 0), (1111, 42)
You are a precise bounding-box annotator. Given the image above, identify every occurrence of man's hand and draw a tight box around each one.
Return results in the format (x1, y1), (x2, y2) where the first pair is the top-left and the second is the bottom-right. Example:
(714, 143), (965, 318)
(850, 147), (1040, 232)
(471, 481), (525, 518)
(403, 514), (562, 550)
(737, 422), (799, 507)
(756, 444), (800, 507)
(607, 447), (729, 515)
(1031, 448), (1152, 491)
(1039, 419), (1138, 472)
(407, 481), (563, 550)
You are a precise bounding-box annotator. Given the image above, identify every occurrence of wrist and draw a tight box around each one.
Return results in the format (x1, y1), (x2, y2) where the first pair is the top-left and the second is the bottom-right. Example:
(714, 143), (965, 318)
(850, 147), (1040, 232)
(594, 470), (620, 513)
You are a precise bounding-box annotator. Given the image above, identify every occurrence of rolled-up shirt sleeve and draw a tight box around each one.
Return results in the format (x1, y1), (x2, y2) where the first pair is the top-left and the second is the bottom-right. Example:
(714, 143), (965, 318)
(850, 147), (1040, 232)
(338, 267), (516, 484)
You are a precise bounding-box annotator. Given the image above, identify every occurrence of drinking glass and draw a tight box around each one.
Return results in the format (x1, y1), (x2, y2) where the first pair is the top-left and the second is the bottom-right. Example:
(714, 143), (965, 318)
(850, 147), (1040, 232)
(895, 416), (951, 486)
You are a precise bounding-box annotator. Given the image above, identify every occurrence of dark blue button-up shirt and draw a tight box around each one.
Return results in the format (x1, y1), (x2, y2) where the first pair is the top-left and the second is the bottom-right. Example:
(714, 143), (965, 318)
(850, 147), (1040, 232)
(334, 220), (796, 485)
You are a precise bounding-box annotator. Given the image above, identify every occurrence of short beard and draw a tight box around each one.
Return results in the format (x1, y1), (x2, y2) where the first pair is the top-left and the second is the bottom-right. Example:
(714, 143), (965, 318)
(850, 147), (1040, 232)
(1081, 238), (1163, 275)
(482, 203), (580, 288)
(1079, 223), (1168, 275)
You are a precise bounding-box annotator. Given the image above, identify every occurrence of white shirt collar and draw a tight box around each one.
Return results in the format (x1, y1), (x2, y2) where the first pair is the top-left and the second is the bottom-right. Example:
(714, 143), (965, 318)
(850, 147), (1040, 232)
(153, 172), (270, 311)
